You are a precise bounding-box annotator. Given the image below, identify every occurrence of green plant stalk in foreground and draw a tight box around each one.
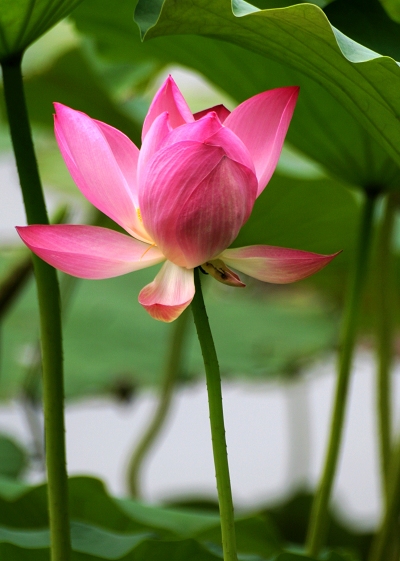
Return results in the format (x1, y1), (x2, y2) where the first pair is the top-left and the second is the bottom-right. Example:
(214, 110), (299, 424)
(306, 190), (378, 557)
(191, 268), (237, 561)
(127, 308), (191, 497)
(1, 54), (71, 561)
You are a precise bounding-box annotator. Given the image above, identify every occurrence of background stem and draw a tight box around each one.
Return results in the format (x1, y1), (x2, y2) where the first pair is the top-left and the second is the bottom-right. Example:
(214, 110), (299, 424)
(127, 308), (191, 497)
(306, 191), (377, 557)
(2, 54), (70, 561)
(191, 268), (237, 561)
(369, 436), (400, 561)
(375, 192), (397, 496)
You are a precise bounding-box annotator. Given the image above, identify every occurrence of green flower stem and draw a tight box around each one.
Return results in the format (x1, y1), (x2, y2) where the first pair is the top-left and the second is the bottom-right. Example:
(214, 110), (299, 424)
(369, 436), (400, 561)
(306, 190), (378, 557)
(2, 54), (70, 561)
(191, 268), (237, 561)
(127, 308), (191, 497)
(375, 193), (397, 495)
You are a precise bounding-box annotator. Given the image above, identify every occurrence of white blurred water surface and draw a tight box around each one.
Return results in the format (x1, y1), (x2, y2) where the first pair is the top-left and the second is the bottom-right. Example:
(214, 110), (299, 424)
(0, 352), (399, 531)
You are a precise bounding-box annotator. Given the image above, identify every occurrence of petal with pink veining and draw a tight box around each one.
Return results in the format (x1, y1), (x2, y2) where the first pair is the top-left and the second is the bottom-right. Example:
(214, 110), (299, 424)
(17, 225), (164, 279)
(159, 113), (255, 176)
(137, 112), (172, 190)
(142, 76), (194, 140)
(224, 87), (299, 196)
(194, 104), (231, 123)
(160, 111), (222, 148)
(138, 261), (194, 322)
(220, 245), (339, 283)
(140, 141), (257, 268)
(54, 103), (150, 243)
(93, 119), (139, 206)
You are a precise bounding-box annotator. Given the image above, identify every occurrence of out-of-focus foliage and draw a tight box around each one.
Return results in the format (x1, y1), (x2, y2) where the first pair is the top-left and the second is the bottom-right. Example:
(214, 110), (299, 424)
(0, 476), (367, 560)
(0, 435), (28, 479)
(0, 0), (84, 61)
(23, 48), (141, 147)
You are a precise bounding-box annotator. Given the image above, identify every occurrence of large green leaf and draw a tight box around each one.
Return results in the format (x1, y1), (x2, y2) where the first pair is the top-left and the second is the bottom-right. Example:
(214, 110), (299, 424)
(0, 0), (84, 60)
(133, 0), (400, 168)
(324, 0), (400, 61)
(71, 0), (400, 190)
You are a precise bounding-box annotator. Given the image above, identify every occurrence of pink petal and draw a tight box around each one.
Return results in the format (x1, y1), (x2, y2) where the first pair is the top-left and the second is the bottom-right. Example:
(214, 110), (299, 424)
(160, 111), (223, 147)
(17, 225), (164, 279)
(137, 112), (172, 190)
(194, 104), (231, 123)
(54, 104), (150, 243)
(140, 141), (257, 268)
(159, 113), (255, 175)
(142, 76), (194, 140)
(220, 245), (339, 283)
(93, 119), (140, 206)
(224, 87), (299, 197)
(138, 261), (194, 322)
(205, 127), (256, 175)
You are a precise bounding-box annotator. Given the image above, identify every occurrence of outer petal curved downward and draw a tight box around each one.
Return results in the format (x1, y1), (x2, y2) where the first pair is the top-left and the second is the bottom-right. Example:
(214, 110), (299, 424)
(224, 87), (299, 196)
(140, 141), (257, 268)
(220, 245), (339, 283)
(17, 225), (164, 279)
(142, 76), (194, 139)
(138, 261), (195, 322)
(54, 103), (150, 243)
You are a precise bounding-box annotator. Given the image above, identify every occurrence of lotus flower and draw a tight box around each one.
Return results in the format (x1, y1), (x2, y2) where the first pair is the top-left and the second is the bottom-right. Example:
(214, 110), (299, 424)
(17, 76), (337, 322)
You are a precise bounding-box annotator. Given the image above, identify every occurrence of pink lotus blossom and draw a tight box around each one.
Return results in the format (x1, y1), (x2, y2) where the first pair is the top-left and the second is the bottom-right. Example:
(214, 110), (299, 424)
(17, 76), (337, 322)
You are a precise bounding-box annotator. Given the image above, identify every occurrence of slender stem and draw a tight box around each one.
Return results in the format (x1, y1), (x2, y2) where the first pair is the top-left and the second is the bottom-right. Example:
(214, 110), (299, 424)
(2, 54), (70, 561)
(306, 191), (378, 557)
(375, 192), (397, 496)
(191, 268), (237, 561)
(369, 436), (400, 561)
(127, 308), (191, 497)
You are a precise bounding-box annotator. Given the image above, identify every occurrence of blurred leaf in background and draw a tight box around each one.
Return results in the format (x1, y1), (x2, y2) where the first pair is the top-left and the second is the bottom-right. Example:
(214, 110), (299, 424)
(0, 475), (370, 559)
(0, 0), (84, 60)
(0, 435), (28, 479)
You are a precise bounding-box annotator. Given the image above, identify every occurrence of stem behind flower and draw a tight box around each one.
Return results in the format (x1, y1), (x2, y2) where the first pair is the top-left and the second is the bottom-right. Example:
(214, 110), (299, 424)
(306, 190), (378, 557)
(127, 308), (191, 497)
(375, 192), (398, 495)
(191, 268), (237, 561)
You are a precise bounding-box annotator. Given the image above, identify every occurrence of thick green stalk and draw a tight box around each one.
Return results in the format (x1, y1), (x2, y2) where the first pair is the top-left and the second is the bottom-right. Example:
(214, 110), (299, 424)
(306, 191), (377, 557)
(127, 308), (191, 497)
(191, 268), (237, 561)
(369, 436), (400, 561)
(375, 193), (397, 495)
(2, 54), (70, 561)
